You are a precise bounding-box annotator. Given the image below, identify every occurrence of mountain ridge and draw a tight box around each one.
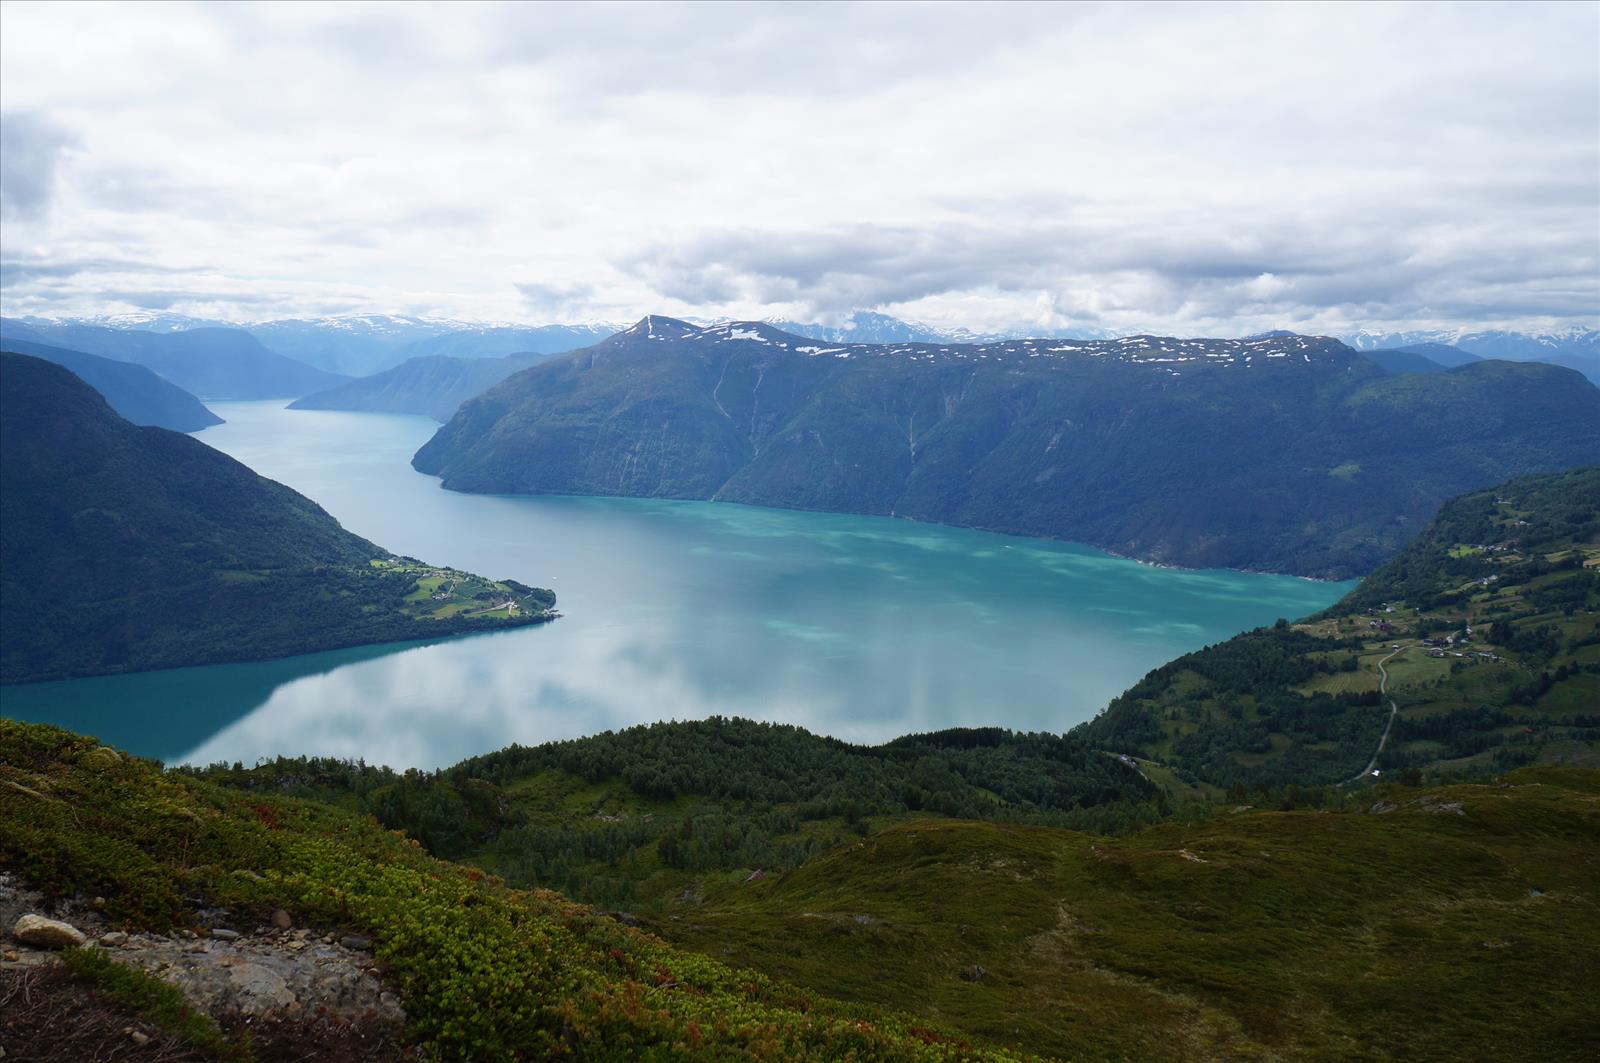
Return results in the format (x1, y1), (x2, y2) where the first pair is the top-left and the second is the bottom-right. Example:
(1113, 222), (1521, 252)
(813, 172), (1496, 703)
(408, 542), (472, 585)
(413, 320), (1600, 578)
(0, 337), (222, 432)
(0, 319), (346, 399)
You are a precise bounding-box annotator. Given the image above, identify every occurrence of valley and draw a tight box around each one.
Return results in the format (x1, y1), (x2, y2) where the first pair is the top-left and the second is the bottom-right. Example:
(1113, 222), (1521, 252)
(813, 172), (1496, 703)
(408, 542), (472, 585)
(0, 400), (1346, 767)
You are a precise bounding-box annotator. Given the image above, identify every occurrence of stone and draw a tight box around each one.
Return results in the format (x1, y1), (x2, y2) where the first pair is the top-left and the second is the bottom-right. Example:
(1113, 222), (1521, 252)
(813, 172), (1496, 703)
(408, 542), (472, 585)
(271, 909), (293, 930)
(12, 914), (87, 949)
(100, 931), (129, 947)
(211, 928), (241, 941)
(225, 961), (296, 1014)
(129, 1031), (151, 1046)
(340, 935), (372, 951)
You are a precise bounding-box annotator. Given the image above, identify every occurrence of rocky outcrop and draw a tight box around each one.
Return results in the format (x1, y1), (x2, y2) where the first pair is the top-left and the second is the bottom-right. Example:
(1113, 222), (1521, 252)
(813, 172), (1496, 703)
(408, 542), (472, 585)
(11, 914), (87, 949)
(0, 872), (403, 1032)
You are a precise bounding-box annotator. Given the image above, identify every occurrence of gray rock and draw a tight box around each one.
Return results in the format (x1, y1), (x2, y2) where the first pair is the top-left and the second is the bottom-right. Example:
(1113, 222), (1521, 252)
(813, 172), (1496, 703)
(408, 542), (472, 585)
(100, 931), (129, 947)
(339, 935), (372, 951)
(211, 928), (241, 941)
(12, 914), (86, 949)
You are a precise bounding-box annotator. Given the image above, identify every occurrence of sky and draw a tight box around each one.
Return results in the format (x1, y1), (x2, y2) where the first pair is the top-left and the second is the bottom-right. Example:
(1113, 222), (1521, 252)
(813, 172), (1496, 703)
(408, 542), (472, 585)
(1, 0), (1597, 335)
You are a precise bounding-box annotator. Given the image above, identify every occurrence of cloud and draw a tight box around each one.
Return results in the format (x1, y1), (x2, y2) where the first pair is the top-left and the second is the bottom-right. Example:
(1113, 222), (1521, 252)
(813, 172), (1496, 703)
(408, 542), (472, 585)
(0, 1), (1594, 333)
(0, 111), (75, 220)
(515, 280), (598, 317)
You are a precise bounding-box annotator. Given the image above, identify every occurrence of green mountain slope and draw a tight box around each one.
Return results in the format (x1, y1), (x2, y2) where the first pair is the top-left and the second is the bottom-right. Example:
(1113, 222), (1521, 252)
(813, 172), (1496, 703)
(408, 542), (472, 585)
(660, 771), (1599, 1063)
(1, 721), (1013, 1062)
(10, 721), (1595, 1062)
(289, 351), (548, 421)
(0, 353), (553, 683)
(1077, 466), (1600, 788)
(414, 320), (1600, 578)
(0, 338), (222, 431)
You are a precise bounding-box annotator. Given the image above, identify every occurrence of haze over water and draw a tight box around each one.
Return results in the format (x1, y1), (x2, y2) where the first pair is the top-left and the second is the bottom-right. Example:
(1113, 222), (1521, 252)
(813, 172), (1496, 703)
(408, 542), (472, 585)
(1, 403), (1351, 769)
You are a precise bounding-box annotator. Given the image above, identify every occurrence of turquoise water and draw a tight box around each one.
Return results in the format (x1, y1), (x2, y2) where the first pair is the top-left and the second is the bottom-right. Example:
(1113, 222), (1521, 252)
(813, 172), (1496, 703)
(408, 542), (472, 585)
(0, 402), (1353, 769)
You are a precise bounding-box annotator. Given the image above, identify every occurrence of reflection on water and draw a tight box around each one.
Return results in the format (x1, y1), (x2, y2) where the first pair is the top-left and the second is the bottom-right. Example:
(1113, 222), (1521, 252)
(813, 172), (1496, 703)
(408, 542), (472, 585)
(0, 402), (1354, 769)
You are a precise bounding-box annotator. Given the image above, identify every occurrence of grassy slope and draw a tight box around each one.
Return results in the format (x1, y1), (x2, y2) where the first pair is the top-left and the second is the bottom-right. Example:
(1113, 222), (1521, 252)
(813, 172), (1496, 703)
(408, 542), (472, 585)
(1077, 467), (1600, 787)
(660, 770), (1600, 1063)
(0, 353), (553, 683)
(0, 721), (1018, 1062)
(7, 722), (1596, 1061)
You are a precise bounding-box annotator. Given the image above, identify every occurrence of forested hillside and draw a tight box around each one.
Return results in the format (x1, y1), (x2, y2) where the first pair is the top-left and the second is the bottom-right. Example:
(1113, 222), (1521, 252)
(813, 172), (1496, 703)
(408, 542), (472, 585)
(1077, 466), (1600, 788)
(0, 354), (553, 683)
(415, 319), (1600, 577)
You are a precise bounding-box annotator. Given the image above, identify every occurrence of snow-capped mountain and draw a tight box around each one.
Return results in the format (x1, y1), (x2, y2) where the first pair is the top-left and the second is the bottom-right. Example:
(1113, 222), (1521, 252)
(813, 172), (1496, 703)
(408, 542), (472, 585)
(768, 310), (1119, 345)
(1342, 326), (1598, 359)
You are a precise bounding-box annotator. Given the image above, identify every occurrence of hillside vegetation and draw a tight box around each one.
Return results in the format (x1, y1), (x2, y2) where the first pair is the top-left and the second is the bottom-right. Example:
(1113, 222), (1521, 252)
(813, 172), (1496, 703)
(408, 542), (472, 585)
(189, 719), (1162, 907)
(0, 721), (1026, 1062)
(8, 722), (1597, 1061)
(1078, 466), (1600, 788)
(414, 319), (1600, 577)
(0, 354), (553, 683)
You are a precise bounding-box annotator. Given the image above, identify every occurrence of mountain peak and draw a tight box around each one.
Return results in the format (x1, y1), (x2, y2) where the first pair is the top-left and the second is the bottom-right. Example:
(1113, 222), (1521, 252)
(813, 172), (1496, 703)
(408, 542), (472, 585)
(621, 315), (699, 341)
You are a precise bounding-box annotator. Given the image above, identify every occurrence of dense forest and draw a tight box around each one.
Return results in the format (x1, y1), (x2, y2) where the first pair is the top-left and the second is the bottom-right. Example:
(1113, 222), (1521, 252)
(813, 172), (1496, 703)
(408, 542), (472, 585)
(190, 718), (1162, 908)
(414, 319), (1600, 577)
(0, 354), (554, 682)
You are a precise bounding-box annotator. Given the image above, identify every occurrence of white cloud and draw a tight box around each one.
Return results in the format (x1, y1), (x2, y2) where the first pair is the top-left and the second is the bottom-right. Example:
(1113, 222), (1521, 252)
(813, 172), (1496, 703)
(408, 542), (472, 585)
(0, 0), (1595, 334)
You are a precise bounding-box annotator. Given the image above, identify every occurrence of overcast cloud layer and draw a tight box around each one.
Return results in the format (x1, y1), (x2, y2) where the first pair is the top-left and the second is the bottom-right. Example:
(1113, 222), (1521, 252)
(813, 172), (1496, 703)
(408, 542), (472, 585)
(1, 1), (1596, 334)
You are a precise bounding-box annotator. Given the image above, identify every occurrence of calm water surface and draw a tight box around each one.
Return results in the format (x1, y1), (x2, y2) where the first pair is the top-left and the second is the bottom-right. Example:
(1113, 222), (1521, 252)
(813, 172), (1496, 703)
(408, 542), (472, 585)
(1, 402), (1353, 768)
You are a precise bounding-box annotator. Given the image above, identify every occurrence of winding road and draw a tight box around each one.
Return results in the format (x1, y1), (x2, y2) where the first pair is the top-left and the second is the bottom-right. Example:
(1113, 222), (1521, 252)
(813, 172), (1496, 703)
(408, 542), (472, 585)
(1345, 644), (1406, 786)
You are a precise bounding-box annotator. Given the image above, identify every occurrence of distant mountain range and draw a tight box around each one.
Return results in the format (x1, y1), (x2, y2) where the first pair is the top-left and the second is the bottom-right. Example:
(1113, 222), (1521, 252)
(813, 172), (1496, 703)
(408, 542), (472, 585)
(0, 352), (553, 683)
(0, 336), (221, 431)
(290, 351), (556, 421)
(1345, 327), (1600, 382)
(412, 318), (1600, 579)
(249, 319), (624, 376)
(769, 310), (1119, 345)
(10, 311), (1596, 382)
(0, 318), (345, 399)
